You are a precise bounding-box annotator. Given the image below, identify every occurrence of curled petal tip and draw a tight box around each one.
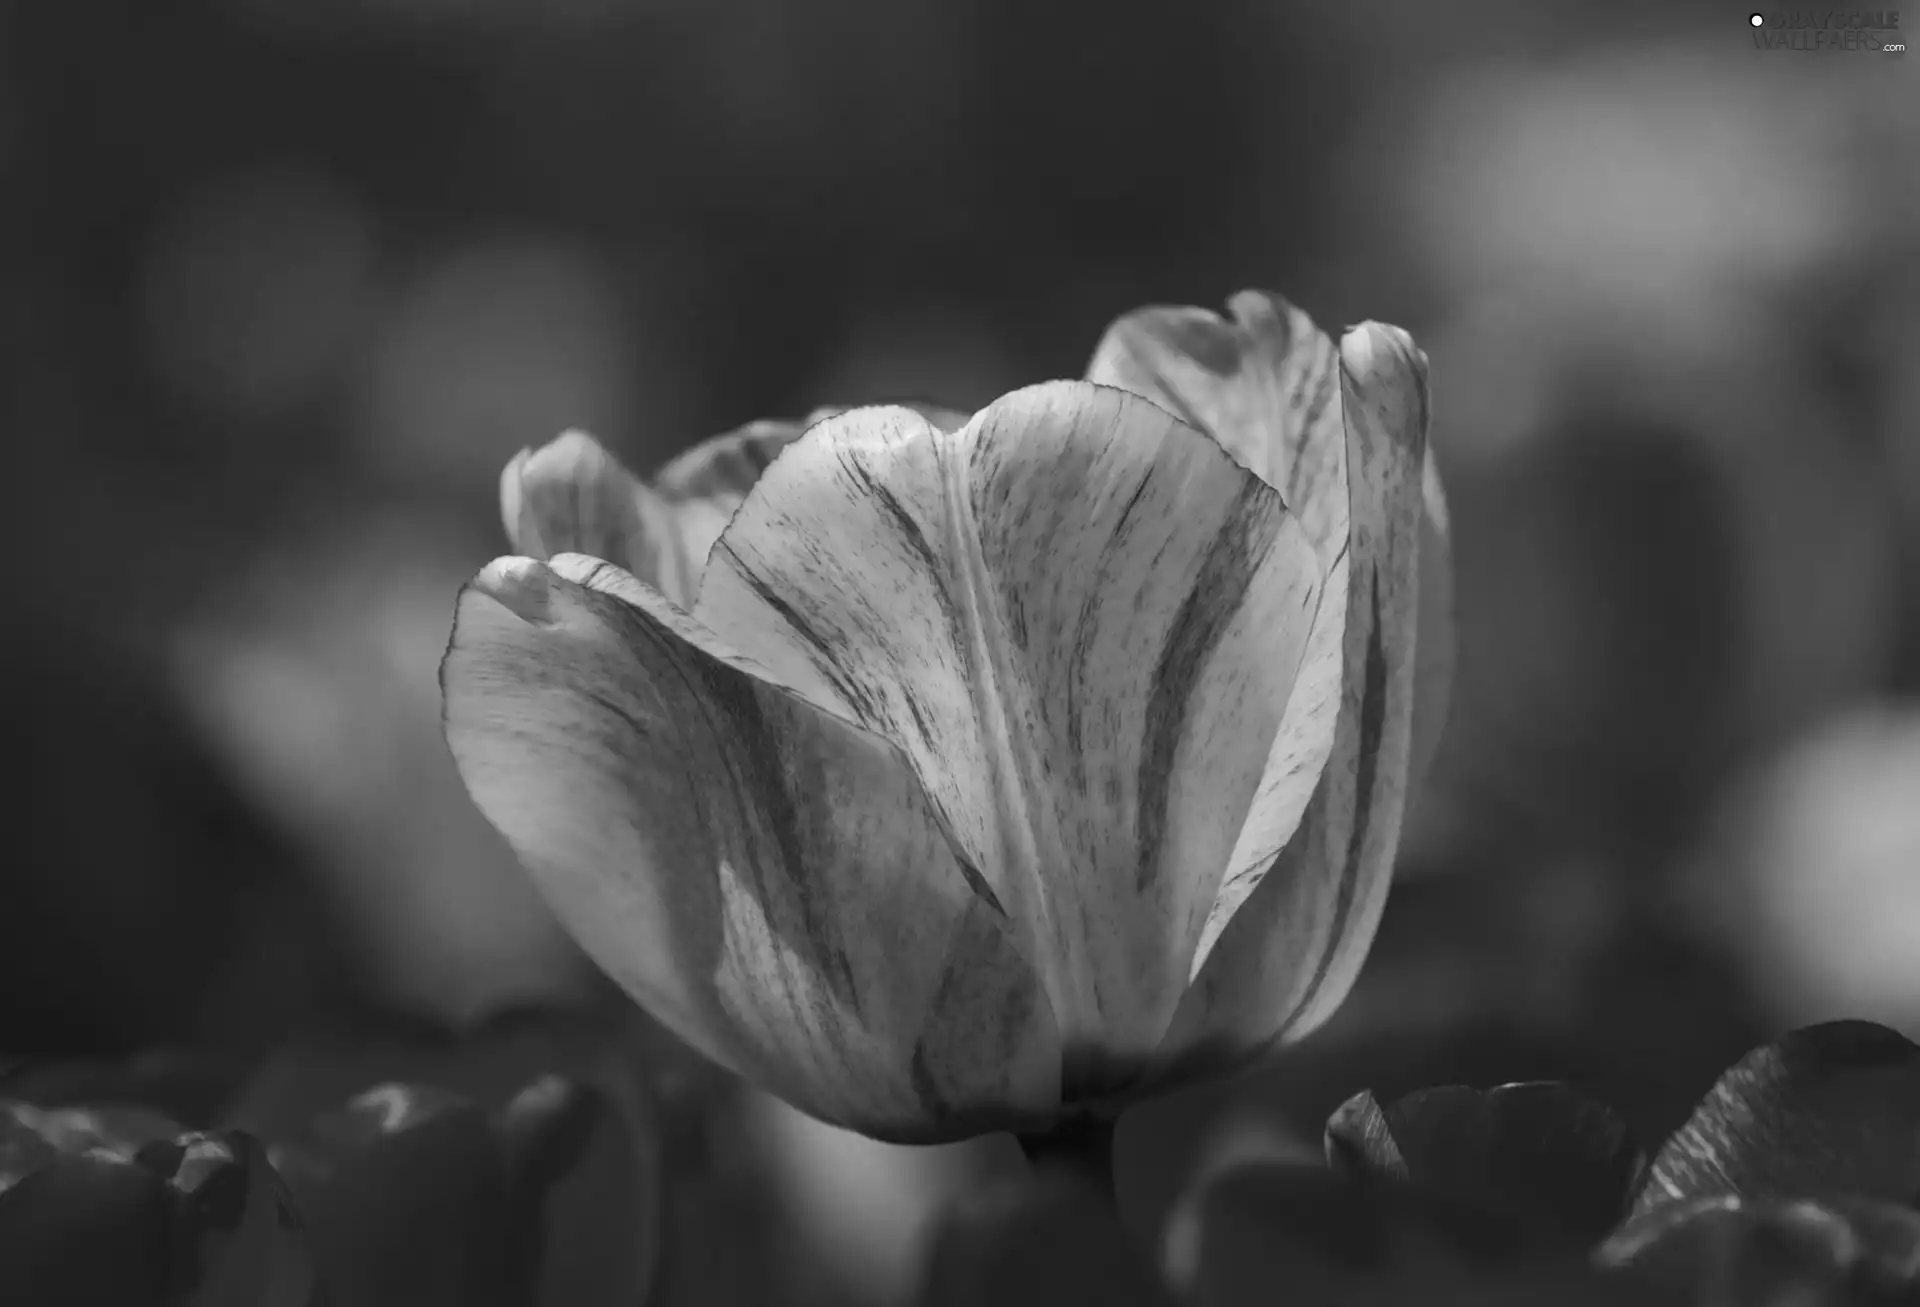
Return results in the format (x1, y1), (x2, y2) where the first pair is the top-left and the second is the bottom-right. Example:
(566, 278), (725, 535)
(1339, 322), (1430, 461)
(502, 430), (615, 495)
(499, 448), (532, 537)
(510, 429), (622, 486)
(473, 556), (559, 624)
(1339, 321), (1423, 372)
(545, 428), (607, 458)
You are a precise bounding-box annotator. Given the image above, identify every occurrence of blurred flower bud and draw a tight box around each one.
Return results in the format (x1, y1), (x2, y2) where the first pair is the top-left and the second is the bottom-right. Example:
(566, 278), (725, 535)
(0, 1107), (321, 1306)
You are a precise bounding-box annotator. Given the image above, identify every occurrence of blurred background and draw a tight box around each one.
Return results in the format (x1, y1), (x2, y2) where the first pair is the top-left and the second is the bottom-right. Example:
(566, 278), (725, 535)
(10, 0), (1919, 1302)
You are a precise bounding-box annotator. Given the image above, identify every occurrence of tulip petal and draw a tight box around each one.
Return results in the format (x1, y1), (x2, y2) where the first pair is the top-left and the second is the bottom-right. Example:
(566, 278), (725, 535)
(651, 418), (822, 505)
(1086, 296), (1349, 977)
(442, 555), (1058, 1141)
(1089, 289), (1457, 809)
(650, 405), (971, 510)
(647, 419), (813, 604)
(1088, 293), (1350, 569)
(500, 431), (682, 596)
(692, 383), (1324, 1091)
(652, 405), (974, 606)
(1156, 322), (1431, 1072)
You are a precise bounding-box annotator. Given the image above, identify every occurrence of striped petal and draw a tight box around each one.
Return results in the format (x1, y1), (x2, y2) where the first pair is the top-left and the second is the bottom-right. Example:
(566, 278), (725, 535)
(1088, 293), (1351, 569)
(441, 553), (1059, 1141)
(1089, 296), (1352, 980)
(648, 418), (815, 605)
(499, 431), (683, 596)
(691, 382), (1326, 1095)
(1153, 321), (1432, 1073)
(1088, 289), (1455, 795)
(648, 404), (972, 605)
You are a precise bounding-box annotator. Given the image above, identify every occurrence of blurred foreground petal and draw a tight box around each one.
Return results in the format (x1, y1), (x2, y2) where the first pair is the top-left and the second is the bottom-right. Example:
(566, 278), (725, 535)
(267, 1079), (606, 1307)
(1601, 1194), (1920, 1306)
(1633, 1021), (1920, 1215)
(223, 1010), (667, 1307)
(1325, 1081), (1642, 1247)
(0, 1116), (321, 1307)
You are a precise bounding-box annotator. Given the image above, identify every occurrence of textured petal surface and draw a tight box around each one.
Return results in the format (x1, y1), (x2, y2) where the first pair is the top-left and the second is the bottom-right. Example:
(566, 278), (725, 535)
(692, 383), (1325, 1094)
(653, 404), (973, 605)
(1089, 293), (1350, 568)
(1089, 296), (1352, 972)
(1154, 321), (1431, 1073)
(441, 554), (1058, 1141)
(649, 418), (817, 605)
(500, 432), (681, 595)
(1089, 288), (1456, 813)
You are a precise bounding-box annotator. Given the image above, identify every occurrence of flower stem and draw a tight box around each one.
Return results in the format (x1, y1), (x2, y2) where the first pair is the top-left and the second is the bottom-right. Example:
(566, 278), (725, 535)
(1015, 1115), (1117, 1203)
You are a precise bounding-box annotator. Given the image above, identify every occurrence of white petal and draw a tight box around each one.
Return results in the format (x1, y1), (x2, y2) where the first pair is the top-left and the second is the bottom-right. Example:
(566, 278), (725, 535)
(441, 554), (1058, 1140)
(1087, 291), (1349, 570)
(1089, 292), (1457, 1008)
(499, 430), (682, 596)
(648, 420), (804, 606)
(692, 383), (1325, 1093)
(1156, 322), (1431, 1072)
(650, 405), (974, 605)
(1087, 293), (1356, 977)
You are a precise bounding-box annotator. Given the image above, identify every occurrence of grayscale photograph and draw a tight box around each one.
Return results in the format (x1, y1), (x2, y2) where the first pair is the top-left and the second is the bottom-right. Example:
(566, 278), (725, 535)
(7, 2), (1918, 1303)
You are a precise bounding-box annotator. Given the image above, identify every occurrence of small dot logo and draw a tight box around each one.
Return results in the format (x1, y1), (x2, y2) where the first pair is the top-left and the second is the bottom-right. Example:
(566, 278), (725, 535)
(1749, 11), (1765, 24)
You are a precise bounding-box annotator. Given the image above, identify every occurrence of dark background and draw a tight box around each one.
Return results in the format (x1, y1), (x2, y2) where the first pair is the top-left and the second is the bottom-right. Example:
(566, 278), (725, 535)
(11, 1), (1919, 1301)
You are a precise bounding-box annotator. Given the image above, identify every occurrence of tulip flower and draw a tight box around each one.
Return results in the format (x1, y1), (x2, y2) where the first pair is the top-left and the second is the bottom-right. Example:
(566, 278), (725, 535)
(443, 290), (1449, 1143)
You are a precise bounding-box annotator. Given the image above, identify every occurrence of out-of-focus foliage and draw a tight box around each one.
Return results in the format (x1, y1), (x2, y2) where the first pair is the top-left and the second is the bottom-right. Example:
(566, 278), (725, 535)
(11, 0), (1920, 1302)
(952, 1021), (1912, 1297)
(0, 1006), (785, 1305)
(930, 1024), (1920, 1305)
